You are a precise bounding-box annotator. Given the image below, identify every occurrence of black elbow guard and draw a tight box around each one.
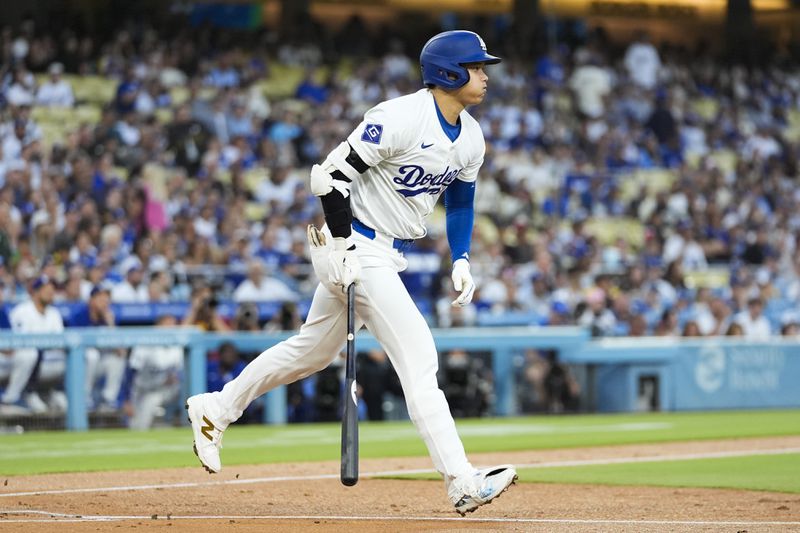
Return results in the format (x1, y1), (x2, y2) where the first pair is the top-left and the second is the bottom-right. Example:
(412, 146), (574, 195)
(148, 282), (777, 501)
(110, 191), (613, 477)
(320, 188), (352, 238)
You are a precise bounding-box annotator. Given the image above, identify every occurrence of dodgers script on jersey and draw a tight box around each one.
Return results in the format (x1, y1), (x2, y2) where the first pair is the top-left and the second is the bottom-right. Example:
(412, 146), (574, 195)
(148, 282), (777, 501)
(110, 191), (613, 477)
(347, 89), (485, 240)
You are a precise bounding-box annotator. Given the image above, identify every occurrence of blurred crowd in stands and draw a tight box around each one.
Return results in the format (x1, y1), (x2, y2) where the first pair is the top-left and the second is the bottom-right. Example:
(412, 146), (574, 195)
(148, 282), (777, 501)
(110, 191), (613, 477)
(0, 14), (799, 421)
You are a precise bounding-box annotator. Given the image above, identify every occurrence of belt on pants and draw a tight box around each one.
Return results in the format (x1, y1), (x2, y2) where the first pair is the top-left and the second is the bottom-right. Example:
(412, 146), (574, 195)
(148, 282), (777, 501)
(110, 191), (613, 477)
(352, 218), (414, 253)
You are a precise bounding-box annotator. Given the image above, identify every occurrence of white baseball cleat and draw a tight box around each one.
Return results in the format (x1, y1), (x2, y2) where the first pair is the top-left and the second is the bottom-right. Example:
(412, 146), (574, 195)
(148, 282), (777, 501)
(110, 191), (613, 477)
(48, 390), (68, 413)
(25, 392), (49, 414)
(185, 394), (225, 474)
(448, 465), (518, 516)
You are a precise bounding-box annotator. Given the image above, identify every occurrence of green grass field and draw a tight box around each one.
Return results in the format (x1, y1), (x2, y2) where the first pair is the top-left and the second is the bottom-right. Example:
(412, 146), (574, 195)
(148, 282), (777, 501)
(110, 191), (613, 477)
(0, 410), (800, 475)
(1, 409), (798, 493)
(398, 453), (800, 494)
(516, 454), (800, 493)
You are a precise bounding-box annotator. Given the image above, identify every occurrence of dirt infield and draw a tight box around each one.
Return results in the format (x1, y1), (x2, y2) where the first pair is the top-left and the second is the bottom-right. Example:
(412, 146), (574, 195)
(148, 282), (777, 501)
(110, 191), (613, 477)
(2, 436), (800, 532)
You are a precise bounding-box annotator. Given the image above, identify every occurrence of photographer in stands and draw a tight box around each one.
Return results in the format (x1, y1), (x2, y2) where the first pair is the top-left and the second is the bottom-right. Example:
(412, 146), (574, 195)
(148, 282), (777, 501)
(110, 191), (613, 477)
(182, 282), (230, 332)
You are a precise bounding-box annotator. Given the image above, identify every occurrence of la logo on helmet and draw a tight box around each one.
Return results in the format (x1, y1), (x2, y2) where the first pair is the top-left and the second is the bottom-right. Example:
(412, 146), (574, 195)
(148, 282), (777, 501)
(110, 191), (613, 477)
(476, 35), (487, 51)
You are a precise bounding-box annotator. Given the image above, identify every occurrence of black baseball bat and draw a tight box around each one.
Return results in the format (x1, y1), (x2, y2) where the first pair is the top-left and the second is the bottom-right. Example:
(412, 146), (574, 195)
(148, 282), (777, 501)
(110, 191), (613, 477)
(340, 283), (359, 486)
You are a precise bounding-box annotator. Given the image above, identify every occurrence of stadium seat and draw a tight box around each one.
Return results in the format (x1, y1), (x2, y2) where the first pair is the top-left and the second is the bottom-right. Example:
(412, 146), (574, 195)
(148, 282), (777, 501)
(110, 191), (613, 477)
(584, 217), (645, 248)
(690, 97), (719, 123)
(683, 268), (731, 290)
(244, 167), (267, 192)
(71, 75), (116, 105)
(786, 109), (800, 142)
(255, 64), (306, 99)
(619, 168), (676, 201)
(707, 149), (737, 175)
(154, 108), (173, 124)
(170, 86), (190, 106)
(245, 202), (269, 221)
(74, 105), (102, 124)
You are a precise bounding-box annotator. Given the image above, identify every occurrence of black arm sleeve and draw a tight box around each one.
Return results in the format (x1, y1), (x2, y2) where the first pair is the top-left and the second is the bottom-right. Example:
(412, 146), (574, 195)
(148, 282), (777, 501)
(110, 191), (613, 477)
(320, 183), (352, 238)
(318, 142), (370, 239)
(344, 142), (370, 173)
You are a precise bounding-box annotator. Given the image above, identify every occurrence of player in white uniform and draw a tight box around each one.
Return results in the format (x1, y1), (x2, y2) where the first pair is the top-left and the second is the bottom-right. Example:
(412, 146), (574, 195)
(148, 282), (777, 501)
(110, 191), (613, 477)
(125, 315), (184, 430)
(186, 30), (517, 514)
(0, 276), (98, 413)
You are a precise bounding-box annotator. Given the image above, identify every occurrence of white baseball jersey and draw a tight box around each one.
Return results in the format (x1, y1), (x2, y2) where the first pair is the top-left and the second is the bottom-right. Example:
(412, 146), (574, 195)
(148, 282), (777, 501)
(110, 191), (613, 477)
(347, 89), (485, 239)
(9, 300), (64, 334)
(9, 300), (65, 366)
(129, 345), (184, 390)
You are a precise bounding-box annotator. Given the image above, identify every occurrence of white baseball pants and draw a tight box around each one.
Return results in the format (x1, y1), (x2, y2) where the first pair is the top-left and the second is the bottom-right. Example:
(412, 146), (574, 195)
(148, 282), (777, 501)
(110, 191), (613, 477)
(213, 228), (474, 479)
(1, 349), (85, 403)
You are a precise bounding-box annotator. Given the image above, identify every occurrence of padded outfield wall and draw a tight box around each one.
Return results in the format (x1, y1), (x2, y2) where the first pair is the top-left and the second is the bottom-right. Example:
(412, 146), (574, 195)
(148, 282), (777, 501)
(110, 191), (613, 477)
(1, 327), (799, 430)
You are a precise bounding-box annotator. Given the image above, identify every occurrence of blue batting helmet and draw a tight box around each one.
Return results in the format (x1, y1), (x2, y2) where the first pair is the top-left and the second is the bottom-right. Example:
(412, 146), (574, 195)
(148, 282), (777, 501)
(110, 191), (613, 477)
(420, 30), (501, 90)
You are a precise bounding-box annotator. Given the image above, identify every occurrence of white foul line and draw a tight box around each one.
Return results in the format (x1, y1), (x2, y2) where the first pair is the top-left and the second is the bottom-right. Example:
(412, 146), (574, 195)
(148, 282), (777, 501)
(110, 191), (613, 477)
(0, 511), (799, 526)
(2, 446), (799, 499)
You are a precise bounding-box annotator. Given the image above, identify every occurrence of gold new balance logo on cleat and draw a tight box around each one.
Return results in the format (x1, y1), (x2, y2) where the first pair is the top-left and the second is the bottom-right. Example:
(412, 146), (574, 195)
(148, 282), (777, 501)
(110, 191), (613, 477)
(201, 416), (215, 441)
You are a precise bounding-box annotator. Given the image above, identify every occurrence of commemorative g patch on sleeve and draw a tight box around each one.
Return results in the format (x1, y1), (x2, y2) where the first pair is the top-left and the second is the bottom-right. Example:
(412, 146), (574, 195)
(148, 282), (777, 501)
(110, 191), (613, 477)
(361, 123), (383, 145)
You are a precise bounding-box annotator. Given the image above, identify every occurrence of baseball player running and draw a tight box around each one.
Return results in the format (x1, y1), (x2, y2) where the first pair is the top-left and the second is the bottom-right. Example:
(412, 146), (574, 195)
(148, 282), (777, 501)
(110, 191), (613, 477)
(187, 30), (517, 514)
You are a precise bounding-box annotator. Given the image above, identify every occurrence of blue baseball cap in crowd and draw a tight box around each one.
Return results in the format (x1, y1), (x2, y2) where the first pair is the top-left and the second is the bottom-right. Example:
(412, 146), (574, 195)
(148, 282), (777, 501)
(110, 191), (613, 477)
(30, 275), (53, 291)
(90, 282), (113, 297)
